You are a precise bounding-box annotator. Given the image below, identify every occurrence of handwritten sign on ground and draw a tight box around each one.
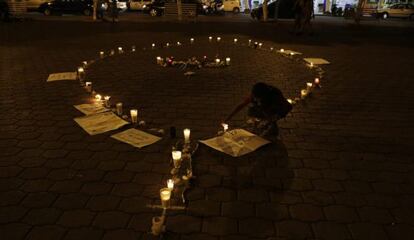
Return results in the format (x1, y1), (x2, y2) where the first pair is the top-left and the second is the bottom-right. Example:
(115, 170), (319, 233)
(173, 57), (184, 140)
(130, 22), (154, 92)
(74, 103), (110, 115)
(111, 128), (161, 148)
(74, 112), (129, 135)
(303, 58), (330, 65)
(200, 129), (271, 157)
(47, 72), (77, 82)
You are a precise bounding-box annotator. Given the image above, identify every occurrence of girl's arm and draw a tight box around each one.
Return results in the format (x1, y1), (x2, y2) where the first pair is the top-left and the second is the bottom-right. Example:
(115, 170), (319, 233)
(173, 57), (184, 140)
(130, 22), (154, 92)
(224, 95), (251, 123)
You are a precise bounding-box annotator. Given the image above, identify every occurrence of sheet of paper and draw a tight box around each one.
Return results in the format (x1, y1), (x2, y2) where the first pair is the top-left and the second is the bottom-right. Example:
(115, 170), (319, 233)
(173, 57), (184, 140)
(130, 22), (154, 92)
(74, 103), (110, 115)
(200, 129), (271, 157)
(303, 58), (330, 65)
(47, 72), (77, 82)
(74, 112), (129, 135)
(277, 50), (302, 55)
(111, 128), (161, 148)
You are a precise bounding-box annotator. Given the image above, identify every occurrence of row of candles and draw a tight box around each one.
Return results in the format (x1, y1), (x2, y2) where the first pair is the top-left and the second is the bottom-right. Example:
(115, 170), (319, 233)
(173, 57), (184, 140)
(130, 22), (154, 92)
(156, 56), (231, 66)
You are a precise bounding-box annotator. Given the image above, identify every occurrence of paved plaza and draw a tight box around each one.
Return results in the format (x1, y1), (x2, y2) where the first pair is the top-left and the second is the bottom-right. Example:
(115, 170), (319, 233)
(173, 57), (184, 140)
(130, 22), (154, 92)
(1, 16), (414, 240)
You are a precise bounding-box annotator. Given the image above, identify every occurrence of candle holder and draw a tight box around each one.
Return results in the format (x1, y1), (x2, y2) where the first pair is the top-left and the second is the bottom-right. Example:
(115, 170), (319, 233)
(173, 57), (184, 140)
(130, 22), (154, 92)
(131, 46), (136, 52)
(118, 47), (123, 54)
(130, 109), (138, 124)
(233, 38), (238, 44)
(190, 38), (194, 44)
(314, 78), (321, 87)
(248, 39), (252, 46)
(151, 215), (166, 236)
(85, 82), (92, 93)
(99, 51), (105, 59)
(104, 96), (111, 108)
(160, 188), (171, 209)
(116, 102), (123, 115)
(77, 67), (85, 82)
(208, 36), (212, 42)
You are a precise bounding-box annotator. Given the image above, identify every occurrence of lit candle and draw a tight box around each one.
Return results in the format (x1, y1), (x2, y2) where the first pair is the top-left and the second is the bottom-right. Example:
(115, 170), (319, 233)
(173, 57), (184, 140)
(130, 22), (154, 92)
(258, 43), (262, 48)
(314, 78), (320, 86)
(287, 98), (293, 104)
(160, 188), (171, 209)
(310, 62), (314, 68)
(183, 128), (190, 143)
(110, 49), (115, 55)
(151, 216), (165, 236)
(166, 43), (170, 47)
(306, 82), (313, 91)
(208, 36), (212, 42)
(172, 150), (182, 168)
(85, 82), (92, 93)
(118, 47), (123, 53)
(222, 123), (228, 132)
(254, 42), (258, 48)
(151, 43), (155, 49)
(156, 56), (162, 64)
(95, 94), (102, 102)
(104, 96), (111, 108)
(234, 38), (238, 43)
(280, 48), (285, 52)
(216, 37), (221, 42)
(116, 102), (123, 115)
(225, 57), (231, 66)
(82, 61), (88, 67)
(270, 47), (274, 51)
(167, 179), (174, 190)
(190, 38), (194, 44)
(99, 51), (104, 58)
(215, 58), (220, 64)
(132, 46), (136, 52)
(290, 52), (294, 56)
(130, 109), (138, 123)
(248, 39), (252, 46)
(301, 89), (308, 99)
(77, 67), (85, 81)
(177, 41), (181, 46)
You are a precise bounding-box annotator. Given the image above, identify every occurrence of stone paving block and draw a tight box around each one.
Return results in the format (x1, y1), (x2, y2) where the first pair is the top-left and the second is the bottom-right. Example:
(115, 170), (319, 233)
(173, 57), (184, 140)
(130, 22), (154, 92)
(112, 183), (144, 197)
(358, 206), (394, 224)
(80, 182), (113, 195)
(275, 220), (314, 239)
(102, 229), (140, 240)
(239, 218), (275, 237)
(312, 222), (351, 240)
(104, 170), (135, 183)
(26, 225), (67, 240)
(386, 224), (414, 240)
(301, 191), (334, 206)
(323, 205), (359, 223)
(58, 209), (95, 227)
(188, 199), (221, 217)
(53, 193), (90, 210)
(0, 205), (28, 223)
(181, 233), (219, 240)
(22, 192), (57, 208)
(206, 187), (236, 202)
(222, 201), (255, 218)
(63, 228), (104, 240)
(23, 208), (62, 225)
(312, 179), (343, 193)
(93, 211), (131, 229)
(0, 223), (31, 240)
(348, 222), (389, 240)
(86, 195), (121, 211)
(256, 203), (289, 220)
(202, 217), (237, 236)
(0, 190), (25, 206)
(238, 188), (269, 202)
(289, 204), (324, 222)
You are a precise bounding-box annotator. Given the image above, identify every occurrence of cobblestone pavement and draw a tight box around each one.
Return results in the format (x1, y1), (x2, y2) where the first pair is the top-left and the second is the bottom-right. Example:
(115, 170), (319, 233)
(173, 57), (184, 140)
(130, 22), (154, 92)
(1, 18), (414, 240)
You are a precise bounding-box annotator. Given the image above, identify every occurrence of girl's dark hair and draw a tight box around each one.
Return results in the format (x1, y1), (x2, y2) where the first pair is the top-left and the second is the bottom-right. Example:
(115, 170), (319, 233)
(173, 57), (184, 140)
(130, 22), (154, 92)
(252, 82), (284, 106)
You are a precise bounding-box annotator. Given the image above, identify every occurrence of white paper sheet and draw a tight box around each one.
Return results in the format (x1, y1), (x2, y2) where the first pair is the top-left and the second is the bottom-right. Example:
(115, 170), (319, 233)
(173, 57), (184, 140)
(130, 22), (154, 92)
(200, 129), (271, 157)
(74, 103), (110, 115)
(111, 128), (161, 148)
(277, 50), (302, 55)
(74, 112), (129, 135)
(47, 72), (77, 82)
(303, 58), (330, 65)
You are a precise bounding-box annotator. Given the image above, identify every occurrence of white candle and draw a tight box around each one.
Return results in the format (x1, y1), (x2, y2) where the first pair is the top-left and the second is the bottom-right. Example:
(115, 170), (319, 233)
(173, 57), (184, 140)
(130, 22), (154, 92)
(77, 67), (85, 81)
(104, 96), (111, 107)
(301, 89), (308, 99)
(248, 39), (252, 46)
(310, 62), (314, 67)
(306, 82), (313, 91)
(314, 78), (320, 86)
(151, 43), (155, 49)
(177, 41), (181, 46)
(183, 128), (190, 143)
(215, 58), (220, 64)
(208, 36), (212, 42)
(95, 94), (102, 102)
(160, 188), (171, 209)
(190, 38), (194, 44)
(116, 102), (123, 115)
(234, 38), (238, 43)
(167, 179), (174, 190)
(132, 46), (136, 52)
(280, 48), (285, 52)
(130, 109), (138, 123)
(225, 57), (231, 66)
(85, 82), (92, 93)
(118, 47), (123, 53)
(217, 37), (221, 42)
(151, 216), (165, 236)
(287, 98), (293, 104)
(99, 51), (104, 58)
(156, 56), (162, 64)
(172, 150), (182, 168)
(82, 61), (88, 67)
(166, 43), (170, 47)
(110, 49), (115, 55)
(259, 43), (262, 48)
(222, 123), (228, 132)
(290, 52), (294, 56)
(270, 47), (274, 51)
